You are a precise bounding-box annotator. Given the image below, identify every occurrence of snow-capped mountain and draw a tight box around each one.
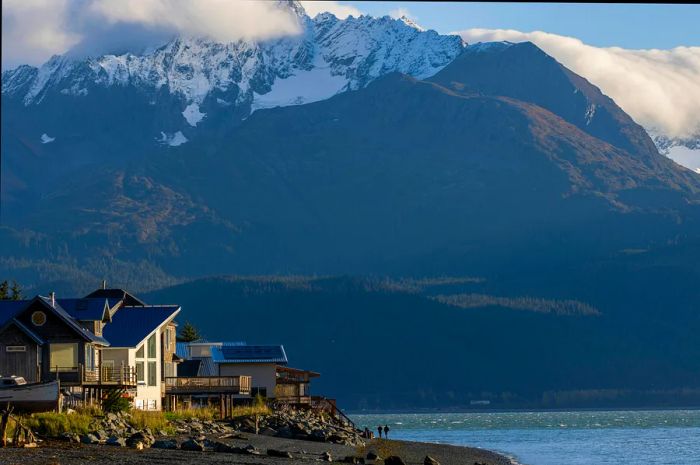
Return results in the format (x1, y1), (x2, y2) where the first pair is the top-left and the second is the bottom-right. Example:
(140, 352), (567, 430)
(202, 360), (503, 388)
(1, 4), (464, 133)
(650, 132), (700, 174)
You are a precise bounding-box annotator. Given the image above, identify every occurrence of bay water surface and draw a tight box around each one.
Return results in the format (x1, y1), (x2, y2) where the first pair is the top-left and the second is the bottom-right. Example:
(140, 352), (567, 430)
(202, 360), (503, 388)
(351, 410), (700, 465)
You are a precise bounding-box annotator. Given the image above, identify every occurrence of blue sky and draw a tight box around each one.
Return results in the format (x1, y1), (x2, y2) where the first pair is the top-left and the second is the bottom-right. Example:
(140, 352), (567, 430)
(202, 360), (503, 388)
(344, 2), (700, 49)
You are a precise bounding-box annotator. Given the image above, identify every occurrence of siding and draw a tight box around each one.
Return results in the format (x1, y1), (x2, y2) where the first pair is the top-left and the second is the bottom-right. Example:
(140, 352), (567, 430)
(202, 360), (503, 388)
(0, 324), (40, 382)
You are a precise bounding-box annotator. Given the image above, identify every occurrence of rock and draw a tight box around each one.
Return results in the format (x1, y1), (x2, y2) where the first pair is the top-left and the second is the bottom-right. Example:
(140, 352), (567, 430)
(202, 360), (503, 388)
(212, 441), (235, 453)
(367, 452), (380, 460)
(424, 456), (440, 465)
(93, 430), (108, 441)
(152, 439), (179, 450)
(267, 448), (294, 458)
(61, 433), (80, 443)
(106, 413), (118, 422)
(260, 427), (278, 436)
(132, 442), (144, 450)
(343, 457), (364, 464)
(243, 444), (261, 455)
(181, 438), (205, 451)
(106, 436), (126, 447)
(384, 457), (407, 465)
(80, 434), (99, 445)
(126, 431), (155, 448)
(321, 451), (333, 462)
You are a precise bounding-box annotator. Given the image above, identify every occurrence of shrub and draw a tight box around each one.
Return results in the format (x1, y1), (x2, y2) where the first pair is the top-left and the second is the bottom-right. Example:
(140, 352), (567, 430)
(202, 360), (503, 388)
(129, 410), (174, 434)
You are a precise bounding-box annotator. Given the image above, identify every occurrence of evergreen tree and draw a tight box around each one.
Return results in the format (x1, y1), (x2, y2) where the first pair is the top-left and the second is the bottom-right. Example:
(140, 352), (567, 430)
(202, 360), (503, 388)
(10, 281), (22, 300)
(0, 281), (9, 300)
(178, 322), (201, 342)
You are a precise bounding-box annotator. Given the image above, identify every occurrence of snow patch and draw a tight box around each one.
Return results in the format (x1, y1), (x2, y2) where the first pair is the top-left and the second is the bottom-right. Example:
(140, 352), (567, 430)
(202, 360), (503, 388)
(585, 104), (597, 125)
(665, 144), (700, 173)
(182, 103), (206, 126)
(158, 131), (188, 147)
(252, 60), (348, 111)
(40, 133), (55, 144)
(216, 98), (232, 106)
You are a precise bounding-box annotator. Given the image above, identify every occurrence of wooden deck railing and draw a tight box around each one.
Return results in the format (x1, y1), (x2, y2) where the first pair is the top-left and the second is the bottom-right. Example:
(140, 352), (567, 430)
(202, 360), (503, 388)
(165, 376), (251, 395)
(45, 364), (137, 386)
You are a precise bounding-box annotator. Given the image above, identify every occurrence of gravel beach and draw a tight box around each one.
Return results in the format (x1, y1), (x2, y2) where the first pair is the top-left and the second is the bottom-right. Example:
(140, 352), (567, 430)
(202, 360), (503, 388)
(0, 435), (513, 465)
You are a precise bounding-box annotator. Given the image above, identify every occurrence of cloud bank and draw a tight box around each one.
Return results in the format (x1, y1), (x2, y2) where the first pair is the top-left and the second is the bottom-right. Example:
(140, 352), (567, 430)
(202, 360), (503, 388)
(2, 0), (303, 69)
(299, 1), (361, 19)
(456, 29), (700, 139)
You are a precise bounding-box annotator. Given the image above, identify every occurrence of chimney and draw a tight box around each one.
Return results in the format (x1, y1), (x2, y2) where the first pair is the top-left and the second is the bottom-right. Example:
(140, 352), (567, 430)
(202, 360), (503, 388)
(50, 292), (56, 307)
(102, 279), (107, 290)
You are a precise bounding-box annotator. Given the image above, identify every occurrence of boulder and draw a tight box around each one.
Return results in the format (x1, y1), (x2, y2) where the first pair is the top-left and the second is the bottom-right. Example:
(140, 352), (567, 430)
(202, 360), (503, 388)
(105, 436), (126, 447)
(80, 434), (100, 445)
(267, 448), (294, 458)
(384, 457), (407, 465)
(343, 457), (364, 464)
(321, 451), (333, 462)
(126, 431), (155, 448)
(180, 439), (205, 451)
(366, 452), (380, 460)
(152, 439), (179, 450)
(424, 456), (440, 465)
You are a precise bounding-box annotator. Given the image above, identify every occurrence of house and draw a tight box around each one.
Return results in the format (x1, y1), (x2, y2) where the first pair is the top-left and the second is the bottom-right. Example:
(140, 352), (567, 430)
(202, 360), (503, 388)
(176, 341), (319, 404)
(0, 286), (181, 411)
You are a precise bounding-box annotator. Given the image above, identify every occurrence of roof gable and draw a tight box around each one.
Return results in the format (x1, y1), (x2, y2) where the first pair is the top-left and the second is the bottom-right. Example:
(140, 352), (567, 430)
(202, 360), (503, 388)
(57, 298), (111, 322)
(102, 305), (180, 348)
(84, 288), (145, 306)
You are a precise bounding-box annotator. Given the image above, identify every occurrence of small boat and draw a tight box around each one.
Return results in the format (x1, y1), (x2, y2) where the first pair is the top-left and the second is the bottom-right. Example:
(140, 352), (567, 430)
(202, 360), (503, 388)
(0, 375), (61, 412)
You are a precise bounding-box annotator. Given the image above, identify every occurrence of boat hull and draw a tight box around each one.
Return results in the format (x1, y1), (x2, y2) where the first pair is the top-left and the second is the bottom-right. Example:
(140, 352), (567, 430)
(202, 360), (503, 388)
(0, 380), (60, 413)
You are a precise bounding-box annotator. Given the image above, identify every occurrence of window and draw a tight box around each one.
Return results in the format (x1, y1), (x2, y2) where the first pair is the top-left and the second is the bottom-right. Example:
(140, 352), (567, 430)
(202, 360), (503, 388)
(6, 346), (26, 352)
(147, 361), (157, 386)
(85, 344), (95, 370)
(135, 344), (144, 359)
(136, 361), (145, 383)
(147, 334), (156, 358)
(163, 361), (176, 379)
(31, 311), (46, 326)
(49, 343), (78, 371)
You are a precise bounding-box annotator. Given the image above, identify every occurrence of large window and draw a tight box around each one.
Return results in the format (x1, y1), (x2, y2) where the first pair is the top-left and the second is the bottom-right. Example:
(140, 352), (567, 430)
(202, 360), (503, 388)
(136, 361), (145, 382)
(147, 334), (156, 358)
(49, 343), (78, 371)
(147, 361), (157, 386)
(135, 344), (144, 359)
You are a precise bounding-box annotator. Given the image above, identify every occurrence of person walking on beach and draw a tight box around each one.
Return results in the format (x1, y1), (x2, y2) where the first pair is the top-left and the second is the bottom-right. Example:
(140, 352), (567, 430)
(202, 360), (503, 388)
(384, 425), (390, 439)
(377, 425), (383, 438)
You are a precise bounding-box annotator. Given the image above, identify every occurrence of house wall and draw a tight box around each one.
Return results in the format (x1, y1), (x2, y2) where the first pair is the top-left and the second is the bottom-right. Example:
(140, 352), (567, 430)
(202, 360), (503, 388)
(13, 301), (88, 384)
(218, 363), (278, 398)
(132, 329), (163, 410)
(0, 324), (40, 382)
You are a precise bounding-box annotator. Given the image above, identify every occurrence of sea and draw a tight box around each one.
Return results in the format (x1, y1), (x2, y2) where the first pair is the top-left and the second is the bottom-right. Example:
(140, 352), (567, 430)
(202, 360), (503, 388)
(351, 409), (700, 465)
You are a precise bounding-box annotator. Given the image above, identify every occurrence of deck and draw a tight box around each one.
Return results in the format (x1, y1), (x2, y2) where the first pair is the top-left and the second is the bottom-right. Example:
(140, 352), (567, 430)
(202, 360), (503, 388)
(164, 376), (251, 395)
(45, 365), (137, 387)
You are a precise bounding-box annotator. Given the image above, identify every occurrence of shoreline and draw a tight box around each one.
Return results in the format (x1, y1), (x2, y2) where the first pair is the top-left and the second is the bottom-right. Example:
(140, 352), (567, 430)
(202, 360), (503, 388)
(0, 436), (515, 465)
(348, 405), (700, 415)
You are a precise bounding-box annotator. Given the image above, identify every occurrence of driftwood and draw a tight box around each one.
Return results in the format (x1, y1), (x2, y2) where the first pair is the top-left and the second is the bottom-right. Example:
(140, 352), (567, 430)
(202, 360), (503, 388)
(0, 404), (37, 448)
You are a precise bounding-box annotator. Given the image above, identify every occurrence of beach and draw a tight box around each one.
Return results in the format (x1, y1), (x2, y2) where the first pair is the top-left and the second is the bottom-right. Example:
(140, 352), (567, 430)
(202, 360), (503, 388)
(0, 435), (512, 465)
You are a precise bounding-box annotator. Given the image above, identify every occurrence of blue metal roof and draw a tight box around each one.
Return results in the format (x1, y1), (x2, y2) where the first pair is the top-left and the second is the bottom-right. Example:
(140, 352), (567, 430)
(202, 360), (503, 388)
(211, 343), (288, 365)
(0, 300), (29, 326)
(196, 357), (218, 376)
(175, 342), (190, 359)
(102, 305), (180, 347)
(57, 298), (109, 321)
(11, 318), (45, 345)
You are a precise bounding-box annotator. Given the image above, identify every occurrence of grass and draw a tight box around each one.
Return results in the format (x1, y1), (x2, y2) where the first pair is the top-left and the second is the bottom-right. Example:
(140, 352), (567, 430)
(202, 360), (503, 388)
(129, 410), (175, 434)
(23, 411), (93, 437)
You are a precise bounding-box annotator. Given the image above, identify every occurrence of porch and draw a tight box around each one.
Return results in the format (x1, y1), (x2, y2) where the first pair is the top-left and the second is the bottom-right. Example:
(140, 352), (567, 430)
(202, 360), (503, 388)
(43, 364), (137, 387)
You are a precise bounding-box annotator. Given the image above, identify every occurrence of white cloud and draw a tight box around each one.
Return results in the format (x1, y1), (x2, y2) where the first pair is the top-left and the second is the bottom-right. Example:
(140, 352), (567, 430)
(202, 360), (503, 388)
(90, 0), (302, 43)
(389, 8), (413, 20)
(300, 1), (361, 19)
(2, 0), (82, 69)
(455, 28), (700, 139)
(2, 0), (303, 69)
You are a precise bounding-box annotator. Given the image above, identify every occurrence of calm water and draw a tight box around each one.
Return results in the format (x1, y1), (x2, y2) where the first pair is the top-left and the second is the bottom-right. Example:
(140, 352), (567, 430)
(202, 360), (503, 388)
(351, 410), (700, 465)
